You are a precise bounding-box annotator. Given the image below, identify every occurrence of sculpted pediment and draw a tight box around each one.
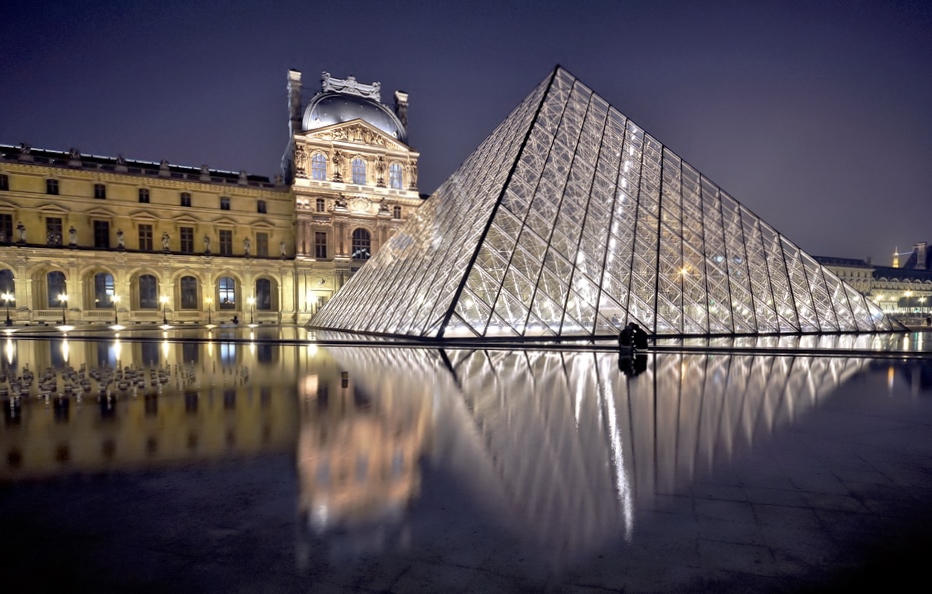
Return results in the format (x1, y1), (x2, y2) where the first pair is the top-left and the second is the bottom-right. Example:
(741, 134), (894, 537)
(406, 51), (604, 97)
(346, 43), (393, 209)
(37, 203), (70, 215)
(303, 119), (409, 151)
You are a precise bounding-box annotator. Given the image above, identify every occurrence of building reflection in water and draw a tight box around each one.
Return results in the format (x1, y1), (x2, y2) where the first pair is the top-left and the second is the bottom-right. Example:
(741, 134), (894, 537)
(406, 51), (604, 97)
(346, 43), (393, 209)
(0, 336), (300, 479)
(0, 336), (878, 565)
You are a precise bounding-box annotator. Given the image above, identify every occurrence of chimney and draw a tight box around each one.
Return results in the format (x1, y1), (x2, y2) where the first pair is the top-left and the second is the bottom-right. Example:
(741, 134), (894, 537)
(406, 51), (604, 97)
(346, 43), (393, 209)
(916, 242), (928, 270)
(288, 69), (302, 137)
(394, 90), (409, 128)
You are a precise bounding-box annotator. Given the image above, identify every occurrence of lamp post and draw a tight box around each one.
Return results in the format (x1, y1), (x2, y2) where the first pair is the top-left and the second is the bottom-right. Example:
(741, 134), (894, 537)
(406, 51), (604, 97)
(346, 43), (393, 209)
(2, 292), (13, 326)
(205, 296), (213, 325)
(59, 293), (68, 325)
(906, 290), (913, 316)
(112, 295), (121, 325)
(247, 296), (255, 324)
(160, 295), (169, 325)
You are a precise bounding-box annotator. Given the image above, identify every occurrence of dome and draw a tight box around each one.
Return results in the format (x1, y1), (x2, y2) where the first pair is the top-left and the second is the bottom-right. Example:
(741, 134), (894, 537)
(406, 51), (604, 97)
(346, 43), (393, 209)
(302, 92), (407, 144)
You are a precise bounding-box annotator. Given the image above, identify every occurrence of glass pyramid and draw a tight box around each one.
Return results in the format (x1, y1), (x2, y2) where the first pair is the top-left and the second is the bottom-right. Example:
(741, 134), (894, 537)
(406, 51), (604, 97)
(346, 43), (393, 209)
(312, 67), (899, 339)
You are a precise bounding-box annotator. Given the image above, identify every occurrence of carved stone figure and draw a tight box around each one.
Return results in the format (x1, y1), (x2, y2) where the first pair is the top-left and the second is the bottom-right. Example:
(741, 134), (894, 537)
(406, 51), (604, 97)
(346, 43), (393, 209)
(162, 232), (170, 251)
(0, 228), (6, 244)
(376, 156), (386, 187)
(68, 147), (81, 159)
(294, 145), (308, 178)
(279, 240), (287, 257)
(274, 174), (283, 185)
(243, 237), (251, 257)
(379, 198), (390, 214)
(159, 159), (170, 170)
(115, 154), (127, 166)
(116, 229), (125, 248)
(331, 150), (344, 182)
(200, 164), (210, 176)
(18, 143), (31, 155)
(16, 222), (26, 243)
(408, 162), (418, 189)
(335, 194), (349, 209)
(204, 235), (211, 254)
(68, 226), (77, 246)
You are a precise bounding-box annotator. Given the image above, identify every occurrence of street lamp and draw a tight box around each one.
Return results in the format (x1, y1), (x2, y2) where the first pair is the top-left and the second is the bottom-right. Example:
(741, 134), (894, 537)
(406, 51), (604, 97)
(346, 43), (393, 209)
(112, 295), (121, 324)
(160, 295), (169, 325)
(205, 296), (213, 325)
(247, 296), (255, 324)
(2, 292), (13, 326)
(59, 293), (68, 325)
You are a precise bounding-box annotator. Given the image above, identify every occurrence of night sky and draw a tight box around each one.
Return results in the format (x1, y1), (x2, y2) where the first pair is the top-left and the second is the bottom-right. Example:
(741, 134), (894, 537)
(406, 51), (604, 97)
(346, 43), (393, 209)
(3, 0), (930, 263)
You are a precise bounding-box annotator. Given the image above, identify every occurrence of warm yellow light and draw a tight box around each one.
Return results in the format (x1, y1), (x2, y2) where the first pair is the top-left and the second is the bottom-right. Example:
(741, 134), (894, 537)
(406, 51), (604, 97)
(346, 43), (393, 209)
(906, 291), (913, 297)
(112, 295), (121, 304)
(1, 292), (13, 302)
(160, 295), (169, 304)
(247, 297), (256, 305)
(680, 267), (689, 275)
(58, 293), (68, 303)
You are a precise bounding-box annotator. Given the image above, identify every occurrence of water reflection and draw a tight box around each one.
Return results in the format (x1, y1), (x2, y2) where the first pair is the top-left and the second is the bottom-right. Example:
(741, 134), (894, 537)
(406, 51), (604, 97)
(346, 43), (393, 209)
(2, 336), (924, 567)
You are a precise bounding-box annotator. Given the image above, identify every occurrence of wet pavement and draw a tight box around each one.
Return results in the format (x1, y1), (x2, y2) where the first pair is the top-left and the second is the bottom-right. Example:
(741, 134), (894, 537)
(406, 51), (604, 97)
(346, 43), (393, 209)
(1, 330), (932, 592)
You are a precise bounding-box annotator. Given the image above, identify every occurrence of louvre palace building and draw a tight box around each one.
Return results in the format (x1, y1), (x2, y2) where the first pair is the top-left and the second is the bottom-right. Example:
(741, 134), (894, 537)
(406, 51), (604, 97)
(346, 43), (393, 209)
(0, 71), (422, 326)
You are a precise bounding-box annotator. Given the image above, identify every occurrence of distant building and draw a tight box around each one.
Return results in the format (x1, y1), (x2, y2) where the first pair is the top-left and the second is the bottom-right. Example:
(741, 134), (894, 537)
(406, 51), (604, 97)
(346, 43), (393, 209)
(815, 241), (932, 317)
(0, 70), (423, 326)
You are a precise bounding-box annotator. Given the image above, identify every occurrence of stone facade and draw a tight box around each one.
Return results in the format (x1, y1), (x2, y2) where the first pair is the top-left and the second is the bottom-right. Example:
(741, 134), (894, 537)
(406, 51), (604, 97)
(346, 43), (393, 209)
(0, 69), (422, 326)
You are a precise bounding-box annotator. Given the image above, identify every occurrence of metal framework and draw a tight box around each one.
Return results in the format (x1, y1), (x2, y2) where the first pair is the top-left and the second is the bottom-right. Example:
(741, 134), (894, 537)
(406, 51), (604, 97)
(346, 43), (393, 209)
(312, 67), (898, 339)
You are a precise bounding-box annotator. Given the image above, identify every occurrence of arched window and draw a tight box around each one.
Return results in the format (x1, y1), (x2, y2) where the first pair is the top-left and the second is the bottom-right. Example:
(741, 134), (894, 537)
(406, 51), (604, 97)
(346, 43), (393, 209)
(311, 154), (327, 180)
(138, 274), (158, 309)
(0, 269), (14, 296)
(256, 278), (272, 310)
(94, 273), (114, 307)
(218, 277), (236, 309)
(47, 271), (66, 308)
(180, 276), (198, 309)
(351, 228), (371, 260)
(351, 158), (366, 185)
(389, 163), (403, 189)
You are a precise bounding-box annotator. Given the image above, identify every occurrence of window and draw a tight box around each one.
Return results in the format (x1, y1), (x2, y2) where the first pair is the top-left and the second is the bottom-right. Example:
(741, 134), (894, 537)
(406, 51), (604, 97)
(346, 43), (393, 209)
(219, 229), (233, 255)
(351, 158), (366, 185)
(0, 174), (8, 191)
(94, 273), (114, 307)
(351, 228), (371, 260)
(93, 221), (110, 248)
(257, 200), (267, 214)
(138, 224), (153, 251)
(46, 179), (59, 195)
(46, 217), (63, 246)
(393, 206), (402, 219)
(315, 232), (327, 259)
(389, 163), (403, 189)
(315, 198), (325, 212)
(311, 154), (327, 180)
(94, 183), (106, 199)
(218, 277), (235, 309)
(138, 188), (150, 203)
(256, 232), (268, 257)
(180, 227), (194, 253)
(0, 269), (15, 296)
(180, 192), (191, 207)
(138, 274), (158, 309)
(47, 271), (66, 307)
(0, 214), (12, 243)
(220, 196), (230, 210)
(180, 276), (198, 309)
(256, 278), (272, 310)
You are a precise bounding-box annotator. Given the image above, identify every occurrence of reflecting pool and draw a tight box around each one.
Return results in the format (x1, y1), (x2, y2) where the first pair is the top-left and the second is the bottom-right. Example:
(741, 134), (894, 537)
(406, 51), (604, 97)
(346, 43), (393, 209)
(2, 330), (932, 592)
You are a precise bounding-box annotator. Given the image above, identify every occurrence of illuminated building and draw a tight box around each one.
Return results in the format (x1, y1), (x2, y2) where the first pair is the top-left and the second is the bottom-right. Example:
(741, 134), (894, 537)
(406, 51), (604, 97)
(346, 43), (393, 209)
(0, 70), (421, 325)
(313, 67), (898, 338)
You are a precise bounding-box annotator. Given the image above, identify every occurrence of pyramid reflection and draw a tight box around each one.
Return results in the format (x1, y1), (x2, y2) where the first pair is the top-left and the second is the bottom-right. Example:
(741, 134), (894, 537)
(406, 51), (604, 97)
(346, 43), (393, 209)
(313, 67), (897, 338)
(322, 346), (866, 559)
